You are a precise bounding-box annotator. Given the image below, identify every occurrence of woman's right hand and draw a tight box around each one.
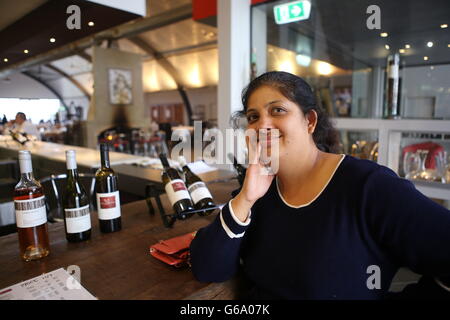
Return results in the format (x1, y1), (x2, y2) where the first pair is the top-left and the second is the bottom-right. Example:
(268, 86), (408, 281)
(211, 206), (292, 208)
(231, 142), (275, 222)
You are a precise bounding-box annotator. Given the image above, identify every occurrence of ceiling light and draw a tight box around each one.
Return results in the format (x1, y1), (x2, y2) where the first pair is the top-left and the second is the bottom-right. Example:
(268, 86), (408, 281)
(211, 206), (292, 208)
(50, 38), (56, 43)
(88, 21), (94, 27)
(448, 44), (450, 48)
(427, 41), (433, 47)
(399, 49), (406, 53)
(296, 54), (311, 67)
(441, 24), (448, 29)
(380, 32), (388, 37)
(405, 44), (411, 49)
(3, 58), (8, 62)
(24, 49), (29, 54)
(385, 44), (390, 50)
(424, 56), (429, 61)
(317, 61), (332, 75)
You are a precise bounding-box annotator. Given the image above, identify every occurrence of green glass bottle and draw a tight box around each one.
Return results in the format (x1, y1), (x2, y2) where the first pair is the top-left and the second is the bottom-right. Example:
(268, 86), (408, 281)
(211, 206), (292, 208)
(63, 150), (92, 242)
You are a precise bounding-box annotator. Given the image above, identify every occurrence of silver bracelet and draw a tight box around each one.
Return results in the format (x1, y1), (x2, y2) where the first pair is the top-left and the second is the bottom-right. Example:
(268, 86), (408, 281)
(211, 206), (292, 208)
(434, 277), (450, 292)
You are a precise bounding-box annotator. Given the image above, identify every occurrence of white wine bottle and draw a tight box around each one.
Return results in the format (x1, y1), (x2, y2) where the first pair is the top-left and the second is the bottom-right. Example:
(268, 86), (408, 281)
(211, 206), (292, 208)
(63, 150), (92, 242)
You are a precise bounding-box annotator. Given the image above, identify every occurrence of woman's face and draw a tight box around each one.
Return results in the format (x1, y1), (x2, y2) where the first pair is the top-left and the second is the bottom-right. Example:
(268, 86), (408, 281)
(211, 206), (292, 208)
(245, 85), (317, 159)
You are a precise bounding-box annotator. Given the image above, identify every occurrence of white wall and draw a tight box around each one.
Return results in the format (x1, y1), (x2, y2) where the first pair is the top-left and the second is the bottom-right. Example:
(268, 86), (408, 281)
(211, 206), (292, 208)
(144, 86), (218, 124)
(0, 72), (58, 99)
(401, 64), (450, 119)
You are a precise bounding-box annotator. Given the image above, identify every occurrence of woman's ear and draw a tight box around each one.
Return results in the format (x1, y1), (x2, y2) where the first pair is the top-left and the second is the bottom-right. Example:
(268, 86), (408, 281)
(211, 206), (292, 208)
(306, 110), (318, 134)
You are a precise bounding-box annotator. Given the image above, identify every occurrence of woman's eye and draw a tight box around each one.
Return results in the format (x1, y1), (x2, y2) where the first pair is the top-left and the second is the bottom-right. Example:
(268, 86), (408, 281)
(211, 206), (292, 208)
(271, 107), (285, 114)
(246, 114), (258, 123)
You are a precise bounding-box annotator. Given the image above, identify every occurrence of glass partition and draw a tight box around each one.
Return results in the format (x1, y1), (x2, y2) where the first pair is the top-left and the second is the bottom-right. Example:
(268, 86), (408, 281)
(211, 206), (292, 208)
(251, 0), (450, 120)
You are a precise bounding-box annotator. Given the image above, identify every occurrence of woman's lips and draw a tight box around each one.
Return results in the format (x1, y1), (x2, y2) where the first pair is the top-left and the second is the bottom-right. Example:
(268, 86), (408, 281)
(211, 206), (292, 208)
(258, 135), (281, 147)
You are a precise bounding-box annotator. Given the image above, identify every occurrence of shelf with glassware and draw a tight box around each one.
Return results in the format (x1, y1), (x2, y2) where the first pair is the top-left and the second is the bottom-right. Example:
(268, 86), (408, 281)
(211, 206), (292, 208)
(333, 117), (450, 201)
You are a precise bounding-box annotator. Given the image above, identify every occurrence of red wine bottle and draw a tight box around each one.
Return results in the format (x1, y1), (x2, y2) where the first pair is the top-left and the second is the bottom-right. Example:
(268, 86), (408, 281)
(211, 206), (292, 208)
(178, 156), (215, 215)
(95, 143), (122, 233)
(159, 153), (194, 219)
(63, 150), (92, 242)
(384, 53), (400, 119)
(14, 150), (50, 261)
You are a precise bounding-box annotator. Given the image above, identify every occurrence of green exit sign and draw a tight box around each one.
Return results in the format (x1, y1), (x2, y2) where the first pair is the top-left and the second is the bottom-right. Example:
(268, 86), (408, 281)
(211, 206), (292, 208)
(273, 1), (311, 25)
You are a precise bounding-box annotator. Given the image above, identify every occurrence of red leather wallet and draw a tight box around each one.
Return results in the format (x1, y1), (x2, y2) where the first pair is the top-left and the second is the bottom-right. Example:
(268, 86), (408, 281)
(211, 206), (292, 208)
(149, 231), (197, 268)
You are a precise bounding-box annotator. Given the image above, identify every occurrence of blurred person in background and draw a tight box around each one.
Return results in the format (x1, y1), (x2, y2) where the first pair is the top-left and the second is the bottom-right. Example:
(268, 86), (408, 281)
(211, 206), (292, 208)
(8, 112), (41, 140)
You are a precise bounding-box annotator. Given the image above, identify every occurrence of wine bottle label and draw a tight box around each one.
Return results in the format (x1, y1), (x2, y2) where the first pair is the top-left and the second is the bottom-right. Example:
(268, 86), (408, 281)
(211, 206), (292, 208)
(96, 191), (121, 220)
(14, 196), (47, 228)
(165, 179), (191, 205)
(188, 182), (213, 204)
(64, 205), (91, 234)
(388, 64), (399, 79)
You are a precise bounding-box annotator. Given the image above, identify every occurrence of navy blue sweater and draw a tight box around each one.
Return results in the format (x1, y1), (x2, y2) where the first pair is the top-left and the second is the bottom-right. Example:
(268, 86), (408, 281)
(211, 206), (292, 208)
(190, 155), (450, 299)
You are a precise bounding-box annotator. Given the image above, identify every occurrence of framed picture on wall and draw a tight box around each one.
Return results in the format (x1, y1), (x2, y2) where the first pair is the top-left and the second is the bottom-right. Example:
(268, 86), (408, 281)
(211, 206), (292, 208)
(108, 68), (133, 105)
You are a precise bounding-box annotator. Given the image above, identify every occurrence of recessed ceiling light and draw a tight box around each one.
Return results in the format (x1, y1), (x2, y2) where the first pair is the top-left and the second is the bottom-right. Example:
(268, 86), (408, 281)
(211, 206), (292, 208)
(88, 21), (94, 27)
(427, 41), (434, 47)
(448, 44), (450, 48)
(50, 38), (56, 43)
(24, 49), (29, 54)
(380, 32), (388, 37)
(405, 44), (411, 49)
(3, 58), (8, 62)
(424, 56), (429, 61)
(399, 49), (406, 53)
(385, 44), (390, 50)
(441, 24), (448, 29)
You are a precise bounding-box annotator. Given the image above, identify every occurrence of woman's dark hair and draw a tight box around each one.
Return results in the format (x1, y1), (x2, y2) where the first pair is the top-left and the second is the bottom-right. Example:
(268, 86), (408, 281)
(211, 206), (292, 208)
(239, 71), (340, 153)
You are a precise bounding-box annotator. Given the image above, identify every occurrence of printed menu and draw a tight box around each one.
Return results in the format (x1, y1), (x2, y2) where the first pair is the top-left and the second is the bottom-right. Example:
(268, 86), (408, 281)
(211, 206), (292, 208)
(0, 268), (97, 300)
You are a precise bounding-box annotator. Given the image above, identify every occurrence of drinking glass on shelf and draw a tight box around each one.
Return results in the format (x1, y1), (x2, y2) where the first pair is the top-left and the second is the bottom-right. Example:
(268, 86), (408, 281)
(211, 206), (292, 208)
(403, 151), (420, 179)
(410, 150), (446, 183)
(436, 151), (450, 184)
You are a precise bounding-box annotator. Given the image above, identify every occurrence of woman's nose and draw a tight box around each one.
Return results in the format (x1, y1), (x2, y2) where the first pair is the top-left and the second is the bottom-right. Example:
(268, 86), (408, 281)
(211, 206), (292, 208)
(255, 114), (275, 131)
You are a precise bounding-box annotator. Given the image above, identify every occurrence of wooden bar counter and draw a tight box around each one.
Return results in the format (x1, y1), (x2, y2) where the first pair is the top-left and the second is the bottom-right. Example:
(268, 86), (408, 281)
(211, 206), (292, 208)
(0, 180), (240, 300)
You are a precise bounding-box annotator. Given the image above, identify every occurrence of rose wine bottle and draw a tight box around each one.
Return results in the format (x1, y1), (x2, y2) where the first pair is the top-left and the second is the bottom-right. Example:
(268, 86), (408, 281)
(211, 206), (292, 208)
(95, 143), (122, 233)
(63, 150), (92, 242)
(14, 150), (50, 261)
(159, 153), (194, 219)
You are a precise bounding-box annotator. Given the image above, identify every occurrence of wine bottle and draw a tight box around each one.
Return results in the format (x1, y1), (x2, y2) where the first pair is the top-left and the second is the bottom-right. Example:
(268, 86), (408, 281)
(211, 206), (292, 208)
(178, 156), (215, 215)
(14, 150), (50, 261)
(228, 153), (246, 187)
(384, 53), (400, 119)
(159, 153), (194, 219)
(63, 150), (91, 242)
(95, 143), (122, 233)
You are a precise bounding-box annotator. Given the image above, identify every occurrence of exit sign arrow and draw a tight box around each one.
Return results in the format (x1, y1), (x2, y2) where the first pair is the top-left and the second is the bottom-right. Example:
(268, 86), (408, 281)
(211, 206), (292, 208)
(274, 0), (311, 25)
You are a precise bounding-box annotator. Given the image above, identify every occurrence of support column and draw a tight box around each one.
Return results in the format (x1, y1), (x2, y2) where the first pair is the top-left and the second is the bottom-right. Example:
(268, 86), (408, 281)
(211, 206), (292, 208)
(251, 6), (267, 77)
(217, 0), (251, 165)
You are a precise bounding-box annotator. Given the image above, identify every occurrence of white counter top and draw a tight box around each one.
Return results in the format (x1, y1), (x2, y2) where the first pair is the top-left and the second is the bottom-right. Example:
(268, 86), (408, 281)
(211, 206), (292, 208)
(0, 140), (153, 169)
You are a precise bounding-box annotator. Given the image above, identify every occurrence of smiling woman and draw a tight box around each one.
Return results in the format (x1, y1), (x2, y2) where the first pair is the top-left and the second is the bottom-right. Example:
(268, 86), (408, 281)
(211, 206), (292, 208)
(190, 71), (450, 300)
(0, 98), (61, 123)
